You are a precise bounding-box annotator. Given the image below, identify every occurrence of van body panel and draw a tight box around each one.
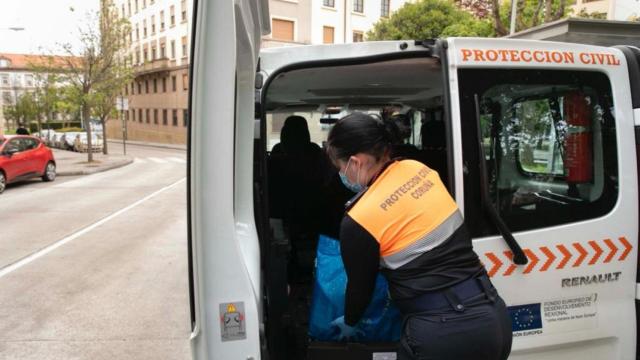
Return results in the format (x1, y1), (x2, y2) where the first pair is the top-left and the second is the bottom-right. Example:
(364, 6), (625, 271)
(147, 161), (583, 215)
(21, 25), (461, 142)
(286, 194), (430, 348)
(259, 41), (428, 78)
(189, 0), (269, 359)
(448, 37), (638, 359)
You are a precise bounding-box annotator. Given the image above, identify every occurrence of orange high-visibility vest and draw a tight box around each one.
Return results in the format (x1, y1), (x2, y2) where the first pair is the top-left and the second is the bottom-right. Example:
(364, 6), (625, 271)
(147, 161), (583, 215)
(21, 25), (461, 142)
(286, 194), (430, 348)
(347, 159), (463, 269)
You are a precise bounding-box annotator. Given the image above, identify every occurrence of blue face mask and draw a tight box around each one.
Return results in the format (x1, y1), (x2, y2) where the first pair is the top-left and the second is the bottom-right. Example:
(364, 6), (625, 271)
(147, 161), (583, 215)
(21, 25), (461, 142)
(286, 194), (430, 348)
(339, 159), (364, 193)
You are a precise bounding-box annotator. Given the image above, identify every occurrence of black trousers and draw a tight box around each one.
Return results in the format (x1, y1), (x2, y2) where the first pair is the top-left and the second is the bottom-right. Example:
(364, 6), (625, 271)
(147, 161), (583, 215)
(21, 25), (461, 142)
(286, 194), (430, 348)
(397, 287), (512, 360)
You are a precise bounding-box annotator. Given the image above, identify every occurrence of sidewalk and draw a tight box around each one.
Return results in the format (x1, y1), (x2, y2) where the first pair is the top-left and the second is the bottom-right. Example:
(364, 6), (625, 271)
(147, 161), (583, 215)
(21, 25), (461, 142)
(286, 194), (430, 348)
(107, 139), (186, 151)
(53, 149), (134, 176)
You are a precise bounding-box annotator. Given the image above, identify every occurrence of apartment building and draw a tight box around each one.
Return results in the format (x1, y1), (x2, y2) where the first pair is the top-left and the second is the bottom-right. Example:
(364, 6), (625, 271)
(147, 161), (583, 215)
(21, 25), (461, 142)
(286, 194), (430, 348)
(0, 53), (78, 136)
(573, 0), (639, 20)
(110, 0), (192, 144)
(263, 0), (409, 47)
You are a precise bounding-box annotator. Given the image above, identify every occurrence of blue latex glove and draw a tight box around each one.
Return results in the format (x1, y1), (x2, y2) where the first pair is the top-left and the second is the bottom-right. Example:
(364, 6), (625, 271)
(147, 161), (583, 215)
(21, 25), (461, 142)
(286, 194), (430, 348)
(330, 316), (363, 341)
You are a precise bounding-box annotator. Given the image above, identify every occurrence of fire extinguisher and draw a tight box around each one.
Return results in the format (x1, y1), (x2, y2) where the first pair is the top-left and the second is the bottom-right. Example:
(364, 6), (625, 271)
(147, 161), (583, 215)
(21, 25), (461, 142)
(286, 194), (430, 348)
(563, 91), (593, 185)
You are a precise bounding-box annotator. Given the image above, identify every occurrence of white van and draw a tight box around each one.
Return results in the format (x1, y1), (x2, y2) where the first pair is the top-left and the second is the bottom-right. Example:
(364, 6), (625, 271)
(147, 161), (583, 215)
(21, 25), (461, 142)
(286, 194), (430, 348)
(188, 1), (640, 359)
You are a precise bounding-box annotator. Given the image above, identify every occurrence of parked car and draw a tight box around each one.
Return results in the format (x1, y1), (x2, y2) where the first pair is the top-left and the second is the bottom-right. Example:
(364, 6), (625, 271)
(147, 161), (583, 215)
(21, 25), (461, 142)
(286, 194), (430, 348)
(73, 133), (103, 153)
(59, 132), (79, 151)
(0, 135), (56, 194)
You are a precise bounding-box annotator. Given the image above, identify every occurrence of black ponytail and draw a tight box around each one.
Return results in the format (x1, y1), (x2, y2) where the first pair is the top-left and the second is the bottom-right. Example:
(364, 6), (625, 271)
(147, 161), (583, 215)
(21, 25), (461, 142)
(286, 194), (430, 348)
(327, 112), (403, 162)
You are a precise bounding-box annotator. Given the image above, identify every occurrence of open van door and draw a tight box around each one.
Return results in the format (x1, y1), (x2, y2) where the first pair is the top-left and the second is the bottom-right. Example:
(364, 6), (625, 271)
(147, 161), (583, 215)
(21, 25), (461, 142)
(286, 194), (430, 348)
(189, 0), (270, 359)
(447, 38), (638, 359)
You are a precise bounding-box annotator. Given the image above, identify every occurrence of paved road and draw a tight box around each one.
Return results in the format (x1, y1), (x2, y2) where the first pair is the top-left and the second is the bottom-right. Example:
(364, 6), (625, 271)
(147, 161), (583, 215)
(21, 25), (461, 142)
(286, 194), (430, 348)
(0, 143), (191, 360)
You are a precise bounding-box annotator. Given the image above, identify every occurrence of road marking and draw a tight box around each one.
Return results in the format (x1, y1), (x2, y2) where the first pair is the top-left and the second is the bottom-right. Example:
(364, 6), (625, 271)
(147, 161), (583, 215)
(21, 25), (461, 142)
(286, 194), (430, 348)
(0, 177), (186, 279)
(168, 157), (186, 163)
(148, 157), (168, 164)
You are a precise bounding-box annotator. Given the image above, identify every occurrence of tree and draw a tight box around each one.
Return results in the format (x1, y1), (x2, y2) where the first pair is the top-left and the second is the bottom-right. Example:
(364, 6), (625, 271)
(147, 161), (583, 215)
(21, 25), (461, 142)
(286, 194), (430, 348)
(4, 92), (38, 131)
(52, 1), (131, 161)
(489, 0), (572, 36)
(92, 1), (133, 155)
(30, 59), (62, 133)
(367, 0), (494, 41)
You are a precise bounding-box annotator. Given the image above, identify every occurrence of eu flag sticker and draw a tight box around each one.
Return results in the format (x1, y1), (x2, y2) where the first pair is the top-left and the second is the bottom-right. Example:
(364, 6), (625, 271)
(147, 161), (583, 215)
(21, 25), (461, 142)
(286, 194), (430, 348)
(508, 303), (543, 332)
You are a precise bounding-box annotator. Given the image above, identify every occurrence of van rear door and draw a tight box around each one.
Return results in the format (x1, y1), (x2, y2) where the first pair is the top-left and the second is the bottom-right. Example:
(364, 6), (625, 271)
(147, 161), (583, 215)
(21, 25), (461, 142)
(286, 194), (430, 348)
(189, 0), (270, 359)
(448, 38), (638, 359)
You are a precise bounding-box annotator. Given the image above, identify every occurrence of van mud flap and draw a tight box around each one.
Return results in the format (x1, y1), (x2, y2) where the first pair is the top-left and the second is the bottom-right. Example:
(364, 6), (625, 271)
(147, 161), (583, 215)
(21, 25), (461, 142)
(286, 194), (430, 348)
(308, 341), (398, 360)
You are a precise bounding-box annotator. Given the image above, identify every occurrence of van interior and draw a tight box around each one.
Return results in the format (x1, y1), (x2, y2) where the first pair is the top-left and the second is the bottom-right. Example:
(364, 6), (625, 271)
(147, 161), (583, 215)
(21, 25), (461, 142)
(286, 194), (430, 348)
(253, 55), (450, 359)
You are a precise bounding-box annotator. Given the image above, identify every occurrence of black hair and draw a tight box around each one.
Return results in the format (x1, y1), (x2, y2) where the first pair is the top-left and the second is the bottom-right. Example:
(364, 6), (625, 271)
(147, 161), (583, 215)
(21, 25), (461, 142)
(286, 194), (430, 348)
(327, 112), (403, 162)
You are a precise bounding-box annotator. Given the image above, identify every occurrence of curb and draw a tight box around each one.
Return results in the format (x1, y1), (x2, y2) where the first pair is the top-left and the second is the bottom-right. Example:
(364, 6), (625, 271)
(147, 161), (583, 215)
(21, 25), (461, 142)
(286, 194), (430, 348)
(57, 158), (134, 177)
(107, 140), (186, 151)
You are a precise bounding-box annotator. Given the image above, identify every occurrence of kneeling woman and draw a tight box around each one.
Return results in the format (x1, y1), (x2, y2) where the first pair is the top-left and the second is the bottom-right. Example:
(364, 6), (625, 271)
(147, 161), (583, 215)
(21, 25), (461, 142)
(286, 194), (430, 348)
(327, 113), (512, 360)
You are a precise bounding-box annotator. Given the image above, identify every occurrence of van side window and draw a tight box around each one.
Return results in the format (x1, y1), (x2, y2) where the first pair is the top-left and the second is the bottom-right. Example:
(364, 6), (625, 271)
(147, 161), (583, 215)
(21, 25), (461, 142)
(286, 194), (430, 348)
(458, 69), (618, 236)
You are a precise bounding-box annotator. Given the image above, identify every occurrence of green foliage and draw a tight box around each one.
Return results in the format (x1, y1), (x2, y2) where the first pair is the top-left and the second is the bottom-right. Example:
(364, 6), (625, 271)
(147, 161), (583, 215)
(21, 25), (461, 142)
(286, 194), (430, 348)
(367, 0), (494, 40)
(575, 8), (607, 19)
(58, 127), (85, 133)
(4, 92), (39, 128)
(494, 0), (571, 35)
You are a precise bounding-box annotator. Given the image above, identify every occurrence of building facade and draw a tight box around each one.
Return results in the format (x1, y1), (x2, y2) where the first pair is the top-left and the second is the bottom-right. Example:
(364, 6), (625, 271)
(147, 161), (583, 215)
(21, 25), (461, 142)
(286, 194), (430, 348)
(0, 54), (78, 136)
(263, 0), (409, 48)
(109, 0), (192, 144)
(572, 0), (639, 20)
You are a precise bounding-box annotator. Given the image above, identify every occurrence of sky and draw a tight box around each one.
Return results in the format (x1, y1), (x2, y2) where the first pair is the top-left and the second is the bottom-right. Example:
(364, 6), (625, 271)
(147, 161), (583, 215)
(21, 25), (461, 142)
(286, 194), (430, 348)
(0, 0), (99, 55)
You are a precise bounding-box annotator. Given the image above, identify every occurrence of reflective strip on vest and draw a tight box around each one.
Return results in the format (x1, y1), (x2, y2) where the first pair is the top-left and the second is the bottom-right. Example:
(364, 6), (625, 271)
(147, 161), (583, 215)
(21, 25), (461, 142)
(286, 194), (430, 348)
(347, 160), (461, 269)
(381, 210), (463, 269)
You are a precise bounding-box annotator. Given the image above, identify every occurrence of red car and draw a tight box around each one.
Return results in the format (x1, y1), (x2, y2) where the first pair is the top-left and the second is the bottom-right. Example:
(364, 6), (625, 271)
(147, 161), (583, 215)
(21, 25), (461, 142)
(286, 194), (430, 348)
(0, 135), (56, 194)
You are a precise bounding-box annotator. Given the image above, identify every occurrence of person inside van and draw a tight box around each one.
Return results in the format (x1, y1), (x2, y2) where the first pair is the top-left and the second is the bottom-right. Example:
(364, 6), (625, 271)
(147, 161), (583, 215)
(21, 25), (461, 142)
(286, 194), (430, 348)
(326, 112), (512, 360)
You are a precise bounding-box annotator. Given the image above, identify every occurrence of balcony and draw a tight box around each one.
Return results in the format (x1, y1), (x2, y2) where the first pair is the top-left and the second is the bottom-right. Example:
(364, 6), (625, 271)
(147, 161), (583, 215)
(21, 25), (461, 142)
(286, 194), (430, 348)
(134, 57), (171, 77)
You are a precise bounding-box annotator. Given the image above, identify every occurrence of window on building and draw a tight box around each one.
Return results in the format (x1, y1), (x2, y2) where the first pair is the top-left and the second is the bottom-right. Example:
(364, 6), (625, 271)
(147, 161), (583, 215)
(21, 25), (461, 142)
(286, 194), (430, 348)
(272, 19), (294, 42)
(25, 74), (34, 87)
(143, 48), (148, 62)
(151, 45), (157, 60)
(131, 82), (135, 94)
(160, 43), (166, 58)
(323, 0), (335, 7)
(121, 5), (126, 18)
(137, 81), (142, 94)
(142, 0), (146, 8)
(146, 109), (150, 123)
(125, 110), (129, 121)
(352, 31), (364, 42)
(162, 77), (167, 92)
(1, 74), (8, 86)
(182, 73), (188, 90)
(160, 10), (165, 31)
(170, 5), (176, 26)
(132, 109), (136, 122)
(2, 91), (12, 104)
(163, 109), (168, 125)
(145, 79), (149, 93)
(153, 78), (158, 92)
(154, 109), (158, 124)
(323, 26), (334, 44)
(143, 19), (147, 37)
(136, 24), (140, 40)
(172, 109), (178, 126)
(124, 84), (128, 95)
(458, 69), (618, 236)
(135, 0), (138, 13)
(181, 36), (188, 58)
(139, 108), (143, 123)
(381, 0), (390, 17)
(172, 75), (177, 91)
(171, 40), (176, 59)
(151, 15), (156, 34)
(183, 109), (188, 127)
(181, 0), (187, 22)
(128, 0), (131, 16)
(353, 0), (364, 13)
